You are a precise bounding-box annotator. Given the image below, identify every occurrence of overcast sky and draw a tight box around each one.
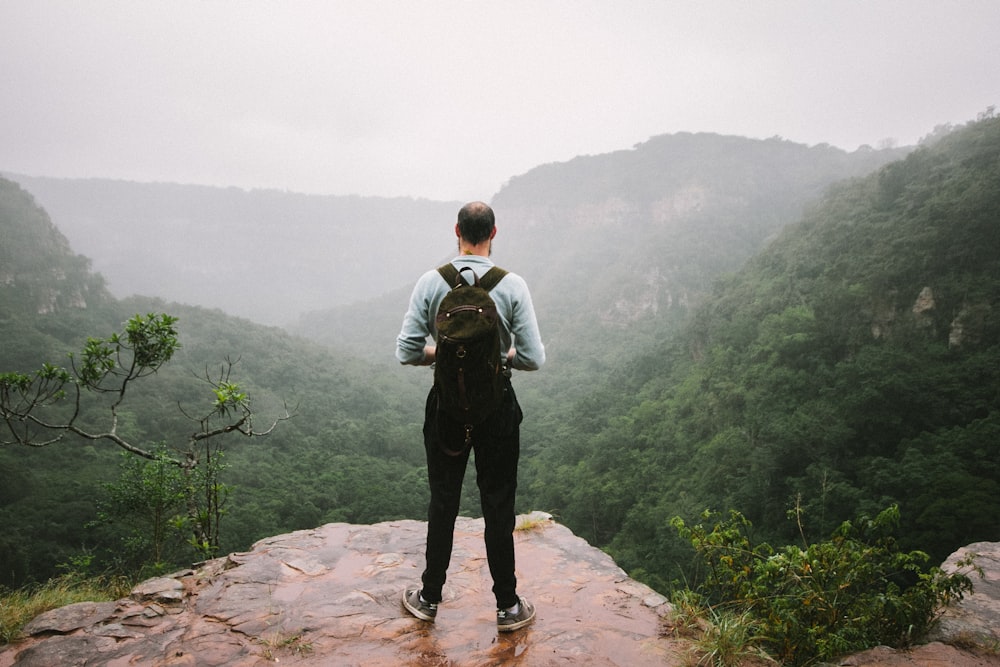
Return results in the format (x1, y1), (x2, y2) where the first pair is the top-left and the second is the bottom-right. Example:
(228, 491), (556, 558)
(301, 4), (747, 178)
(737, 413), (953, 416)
(2, 1), (997, 202)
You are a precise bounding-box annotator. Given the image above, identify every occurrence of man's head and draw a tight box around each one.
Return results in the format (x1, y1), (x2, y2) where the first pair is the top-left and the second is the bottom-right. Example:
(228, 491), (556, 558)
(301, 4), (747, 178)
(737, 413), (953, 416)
(456, 201), (496, 248)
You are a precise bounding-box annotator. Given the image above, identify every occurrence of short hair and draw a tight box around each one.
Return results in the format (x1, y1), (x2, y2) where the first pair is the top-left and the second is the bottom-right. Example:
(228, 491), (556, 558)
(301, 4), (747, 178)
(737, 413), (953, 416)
(457, 201), (495, 245)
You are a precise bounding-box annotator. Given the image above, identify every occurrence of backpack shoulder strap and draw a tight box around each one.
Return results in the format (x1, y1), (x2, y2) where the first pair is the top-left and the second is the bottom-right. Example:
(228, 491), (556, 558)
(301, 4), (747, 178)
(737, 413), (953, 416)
(478, 266), (508, 292)
(436, 263), (461, 288)
(436, 263), (508, 291)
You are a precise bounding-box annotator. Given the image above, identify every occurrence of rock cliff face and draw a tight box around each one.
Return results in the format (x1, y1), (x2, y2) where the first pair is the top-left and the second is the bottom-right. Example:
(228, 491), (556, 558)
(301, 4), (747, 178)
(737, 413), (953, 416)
(2, 516), (998, 667)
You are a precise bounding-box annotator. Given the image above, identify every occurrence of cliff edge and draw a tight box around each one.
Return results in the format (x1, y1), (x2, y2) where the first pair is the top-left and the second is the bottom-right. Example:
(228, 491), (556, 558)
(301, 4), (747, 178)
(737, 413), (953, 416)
(1, 513), (683, 666)
(2, 515), (998, 666)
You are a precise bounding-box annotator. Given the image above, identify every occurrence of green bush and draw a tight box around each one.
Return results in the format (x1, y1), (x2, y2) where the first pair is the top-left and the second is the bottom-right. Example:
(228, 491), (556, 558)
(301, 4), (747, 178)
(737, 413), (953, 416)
(671, 505), (976, 665)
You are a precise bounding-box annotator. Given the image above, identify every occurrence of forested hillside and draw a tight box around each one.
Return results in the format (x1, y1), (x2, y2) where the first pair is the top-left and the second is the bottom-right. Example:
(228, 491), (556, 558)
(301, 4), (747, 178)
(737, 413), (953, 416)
(0, 179), (433, 586)
(0, 180), (109, 323)
(524, 114), (1000, 590)
(3, 119), (995, 599)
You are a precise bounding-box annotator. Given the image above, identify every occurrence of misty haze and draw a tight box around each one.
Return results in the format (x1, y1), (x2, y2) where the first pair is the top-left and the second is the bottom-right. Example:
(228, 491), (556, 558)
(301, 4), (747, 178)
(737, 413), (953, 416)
(2, 2), (999, 663)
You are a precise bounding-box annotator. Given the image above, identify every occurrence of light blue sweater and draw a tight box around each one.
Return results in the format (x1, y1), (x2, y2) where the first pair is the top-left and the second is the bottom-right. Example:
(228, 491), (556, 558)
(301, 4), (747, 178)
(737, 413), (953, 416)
(395, 255), (545, 371)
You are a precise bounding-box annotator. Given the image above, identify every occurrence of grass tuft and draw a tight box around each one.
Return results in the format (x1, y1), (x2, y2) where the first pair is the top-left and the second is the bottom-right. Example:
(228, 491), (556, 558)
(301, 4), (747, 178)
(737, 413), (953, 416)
(0, 574), (132, 645)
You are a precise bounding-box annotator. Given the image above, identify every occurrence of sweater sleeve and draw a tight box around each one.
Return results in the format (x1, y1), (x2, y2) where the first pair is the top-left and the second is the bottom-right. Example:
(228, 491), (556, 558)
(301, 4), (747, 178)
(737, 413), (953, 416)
(395, 270), (437, 365)
(505, 273), (546, 371)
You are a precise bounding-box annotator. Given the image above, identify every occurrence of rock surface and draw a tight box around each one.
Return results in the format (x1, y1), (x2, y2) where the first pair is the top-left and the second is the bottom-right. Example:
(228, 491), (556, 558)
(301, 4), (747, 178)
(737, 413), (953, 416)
(2, 516), (998, 666)
(0, 513), (686, 666)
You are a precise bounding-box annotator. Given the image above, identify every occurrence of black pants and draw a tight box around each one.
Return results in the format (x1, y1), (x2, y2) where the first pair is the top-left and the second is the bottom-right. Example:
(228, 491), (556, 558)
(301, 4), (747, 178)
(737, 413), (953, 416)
(420, 378), (523, 610)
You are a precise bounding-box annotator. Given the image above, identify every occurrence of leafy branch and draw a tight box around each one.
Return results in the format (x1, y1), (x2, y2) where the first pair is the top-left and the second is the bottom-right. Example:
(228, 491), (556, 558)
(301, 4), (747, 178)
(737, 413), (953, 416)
(0, 313), (291, 464)
(0, 312), (293, 559)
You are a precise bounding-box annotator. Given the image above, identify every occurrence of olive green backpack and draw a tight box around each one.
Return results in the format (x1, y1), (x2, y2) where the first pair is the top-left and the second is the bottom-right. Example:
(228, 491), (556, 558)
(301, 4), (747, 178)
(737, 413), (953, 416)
(433, 263), (508, 449)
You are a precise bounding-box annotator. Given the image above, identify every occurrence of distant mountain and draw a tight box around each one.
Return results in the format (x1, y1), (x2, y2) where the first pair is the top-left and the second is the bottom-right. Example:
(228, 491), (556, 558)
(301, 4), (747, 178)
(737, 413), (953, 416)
(0, 178), (110, 318)
(492, 133), (909, 336)
(7, 133), (907, 337)
(294, 133), (909, 387)
(2, 175), (460, 326)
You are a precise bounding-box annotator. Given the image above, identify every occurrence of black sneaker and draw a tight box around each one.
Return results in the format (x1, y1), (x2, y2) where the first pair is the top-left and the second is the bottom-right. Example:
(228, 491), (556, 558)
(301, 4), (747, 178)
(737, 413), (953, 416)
(497, 597), (535, 632)
(402, 588), (437, 622)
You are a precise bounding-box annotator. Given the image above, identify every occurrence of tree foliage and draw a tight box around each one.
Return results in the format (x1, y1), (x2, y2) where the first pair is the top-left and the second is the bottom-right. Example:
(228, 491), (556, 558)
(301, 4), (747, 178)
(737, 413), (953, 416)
(0, 313), (289, 567)
(90, 448), (188, 574)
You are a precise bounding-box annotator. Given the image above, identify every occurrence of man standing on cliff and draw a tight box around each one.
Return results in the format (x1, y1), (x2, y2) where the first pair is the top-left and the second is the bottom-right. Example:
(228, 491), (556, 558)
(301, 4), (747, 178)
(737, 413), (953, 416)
(395, 201), (545, 632)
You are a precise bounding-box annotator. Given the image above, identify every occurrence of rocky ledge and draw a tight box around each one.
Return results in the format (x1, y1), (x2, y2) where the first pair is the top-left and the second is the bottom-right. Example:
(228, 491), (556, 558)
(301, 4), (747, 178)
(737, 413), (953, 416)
(1, 513), (684, 666)
(1, 514), (997, 666)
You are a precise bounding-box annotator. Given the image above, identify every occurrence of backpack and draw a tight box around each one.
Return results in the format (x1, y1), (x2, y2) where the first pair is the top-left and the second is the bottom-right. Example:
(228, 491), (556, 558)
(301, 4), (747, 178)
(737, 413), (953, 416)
(433, 263), (509, 450)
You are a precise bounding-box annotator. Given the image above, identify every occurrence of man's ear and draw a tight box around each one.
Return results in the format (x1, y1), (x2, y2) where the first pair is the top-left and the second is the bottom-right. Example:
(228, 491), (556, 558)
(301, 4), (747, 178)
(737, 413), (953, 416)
(489, 226), (497, 240)
(455, 223), (462, 238)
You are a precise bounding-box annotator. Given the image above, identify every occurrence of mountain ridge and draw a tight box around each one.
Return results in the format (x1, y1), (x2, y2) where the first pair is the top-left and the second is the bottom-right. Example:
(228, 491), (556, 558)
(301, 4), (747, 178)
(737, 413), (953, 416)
(4, 131), (908, 333)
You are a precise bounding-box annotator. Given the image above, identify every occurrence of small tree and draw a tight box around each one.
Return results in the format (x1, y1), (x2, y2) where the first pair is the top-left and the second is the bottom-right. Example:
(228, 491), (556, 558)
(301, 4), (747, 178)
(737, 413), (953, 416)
(92, 447), (188, 574)
(0, 313), (289, 561)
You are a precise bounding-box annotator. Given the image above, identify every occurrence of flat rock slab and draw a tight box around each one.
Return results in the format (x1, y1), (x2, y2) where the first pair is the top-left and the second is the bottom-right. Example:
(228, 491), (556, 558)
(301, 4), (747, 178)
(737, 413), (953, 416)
(1, 514), (687, 666)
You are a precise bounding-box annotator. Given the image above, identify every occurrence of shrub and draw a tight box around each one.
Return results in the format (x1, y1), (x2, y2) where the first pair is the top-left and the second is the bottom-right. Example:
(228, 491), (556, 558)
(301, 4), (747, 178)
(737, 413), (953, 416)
(671, 505), (976, 665)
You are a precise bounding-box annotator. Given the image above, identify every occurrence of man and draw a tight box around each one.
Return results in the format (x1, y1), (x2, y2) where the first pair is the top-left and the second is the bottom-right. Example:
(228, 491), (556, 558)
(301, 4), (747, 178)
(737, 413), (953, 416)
(395, 201), (545, 632)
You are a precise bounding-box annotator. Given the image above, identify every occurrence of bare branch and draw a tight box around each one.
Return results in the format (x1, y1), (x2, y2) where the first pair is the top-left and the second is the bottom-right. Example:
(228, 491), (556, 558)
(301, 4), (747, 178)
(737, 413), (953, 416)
(190, 414), (250, 443)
